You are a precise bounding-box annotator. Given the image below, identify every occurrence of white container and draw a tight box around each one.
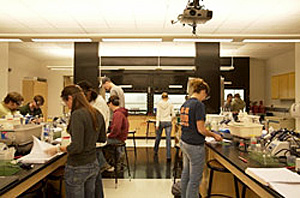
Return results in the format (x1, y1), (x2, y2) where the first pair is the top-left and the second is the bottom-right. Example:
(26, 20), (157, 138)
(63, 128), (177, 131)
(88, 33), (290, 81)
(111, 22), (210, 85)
(0, 144), (15, 160)
(228, 122), (263, 138)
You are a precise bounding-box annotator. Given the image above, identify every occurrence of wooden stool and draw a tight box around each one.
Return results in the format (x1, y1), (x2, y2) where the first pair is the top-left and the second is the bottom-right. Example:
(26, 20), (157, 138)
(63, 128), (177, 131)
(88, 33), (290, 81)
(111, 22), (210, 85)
(145, 119), (156, 142)
(111, 142), (131, 188)
(206, 159), (240, 198)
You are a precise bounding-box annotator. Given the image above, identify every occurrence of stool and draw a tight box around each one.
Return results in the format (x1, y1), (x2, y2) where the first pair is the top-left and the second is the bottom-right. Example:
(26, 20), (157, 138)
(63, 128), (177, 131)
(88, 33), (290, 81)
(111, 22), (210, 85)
(146, 119), (156, 142)
(47, 166), (65, 197)
(206, 159), (240, 198)
(111, 142), (131, 188)
(128, 130), (137, 156)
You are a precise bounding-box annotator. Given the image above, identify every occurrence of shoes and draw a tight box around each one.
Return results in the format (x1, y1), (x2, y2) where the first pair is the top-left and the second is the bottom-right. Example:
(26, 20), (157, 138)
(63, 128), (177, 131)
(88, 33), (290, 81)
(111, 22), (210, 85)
(100, 163), (115, 173)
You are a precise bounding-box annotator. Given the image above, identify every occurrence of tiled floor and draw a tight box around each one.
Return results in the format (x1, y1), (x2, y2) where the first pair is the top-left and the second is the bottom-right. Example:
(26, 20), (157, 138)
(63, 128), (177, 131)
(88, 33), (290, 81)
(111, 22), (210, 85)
(103, 179), (174, 198)
(102, 139), (179, 197)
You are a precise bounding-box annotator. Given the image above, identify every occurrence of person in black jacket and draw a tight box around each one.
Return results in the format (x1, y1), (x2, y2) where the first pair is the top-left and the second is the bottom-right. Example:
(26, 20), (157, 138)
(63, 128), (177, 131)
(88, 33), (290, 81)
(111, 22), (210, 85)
(46, 85), (106, 198)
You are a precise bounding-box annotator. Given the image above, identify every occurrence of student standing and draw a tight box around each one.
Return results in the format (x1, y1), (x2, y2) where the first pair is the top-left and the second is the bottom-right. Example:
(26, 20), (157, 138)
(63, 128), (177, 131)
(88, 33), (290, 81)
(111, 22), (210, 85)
(180, 78), (222, 198)
(154, 92), (175, 160)
(46, 85), (106, 198)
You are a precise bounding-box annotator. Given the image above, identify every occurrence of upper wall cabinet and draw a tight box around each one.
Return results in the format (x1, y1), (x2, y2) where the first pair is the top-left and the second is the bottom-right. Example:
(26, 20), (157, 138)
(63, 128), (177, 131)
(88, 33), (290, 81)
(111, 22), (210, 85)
(271, 72), (295, 100)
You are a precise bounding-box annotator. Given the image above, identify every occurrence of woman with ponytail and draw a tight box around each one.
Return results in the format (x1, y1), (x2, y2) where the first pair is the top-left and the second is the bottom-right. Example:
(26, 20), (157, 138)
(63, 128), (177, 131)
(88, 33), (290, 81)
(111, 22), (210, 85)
(46, 85), (106, 198)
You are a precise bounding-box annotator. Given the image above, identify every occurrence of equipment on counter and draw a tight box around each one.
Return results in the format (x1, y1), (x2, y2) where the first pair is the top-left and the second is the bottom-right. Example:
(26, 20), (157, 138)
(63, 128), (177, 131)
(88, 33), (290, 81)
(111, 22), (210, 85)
(0, 124), (42, 154)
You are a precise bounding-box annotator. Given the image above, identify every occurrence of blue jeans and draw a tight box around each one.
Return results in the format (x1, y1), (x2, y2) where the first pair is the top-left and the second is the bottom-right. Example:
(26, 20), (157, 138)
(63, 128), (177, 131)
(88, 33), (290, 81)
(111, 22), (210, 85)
(65, 160), (99, 198)
(154, 121), (172, 159)
(180, 140), (205, 198)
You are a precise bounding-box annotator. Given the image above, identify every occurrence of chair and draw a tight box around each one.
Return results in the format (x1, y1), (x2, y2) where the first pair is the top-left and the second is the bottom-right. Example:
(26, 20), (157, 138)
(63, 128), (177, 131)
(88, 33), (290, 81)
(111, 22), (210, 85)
(206, 159), (240, 198)
(110, 142), (131, 188)
(128, 130), (137, 156)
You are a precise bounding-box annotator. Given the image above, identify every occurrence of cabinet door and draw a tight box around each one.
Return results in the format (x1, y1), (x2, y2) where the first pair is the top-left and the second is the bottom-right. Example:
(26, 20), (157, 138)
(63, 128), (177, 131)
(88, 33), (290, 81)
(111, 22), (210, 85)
(279, 74), (289, 99)
(271, 76), (279, 99)
(288, 72), (295, 99)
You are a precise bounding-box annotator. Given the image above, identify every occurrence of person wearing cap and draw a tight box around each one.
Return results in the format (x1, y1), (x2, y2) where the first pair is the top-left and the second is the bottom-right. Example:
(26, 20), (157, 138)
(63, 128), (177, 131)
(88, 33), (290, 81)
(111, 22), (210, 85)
(0, 92), (24, 118)
(19, 95), (44, 118)
(101, 77), (125, 108)
(77, 80), (110, 132)
(154, 92), (175, 160)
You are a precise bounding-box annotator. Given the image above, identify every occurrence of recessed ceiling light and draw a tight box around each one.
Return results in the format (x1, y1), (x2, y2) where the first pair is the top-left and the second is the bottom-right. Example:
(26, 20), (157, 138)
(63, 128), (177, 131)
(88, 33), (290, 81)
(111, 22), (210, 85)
(0, 38), (22, 42)
(173, 38), (233, 42)
(102, 38), (162, 42)
(242, 39), (300, 43)
(32, 38), (92, 42)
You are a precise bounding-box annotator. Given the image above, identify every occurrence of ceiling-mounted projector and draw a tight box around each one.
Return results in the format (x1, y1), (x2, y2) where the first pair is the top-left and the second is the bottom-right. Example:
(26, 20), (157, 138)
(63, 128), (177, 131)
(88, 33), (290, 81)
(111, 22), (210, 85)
(171, 0), (213, 34)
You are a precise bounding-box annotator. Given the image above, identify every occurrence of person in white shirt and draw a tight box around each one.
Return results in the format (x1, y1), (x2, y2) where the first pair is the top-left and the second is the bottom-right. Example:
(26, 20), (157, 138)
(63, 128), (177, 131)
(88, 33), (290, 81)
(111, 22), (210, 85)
(77, 81), (109, 131)
(154, 92), (175, 160)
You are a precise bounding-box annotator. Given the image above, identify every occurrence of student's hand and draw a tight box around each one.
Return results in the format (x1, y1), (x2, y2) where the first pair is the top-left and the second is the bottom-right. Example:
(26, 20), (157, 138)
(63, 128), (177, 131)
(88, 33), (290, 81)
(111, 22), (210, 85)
(44, 147), (58, 156)
(213, 133), (223, 142)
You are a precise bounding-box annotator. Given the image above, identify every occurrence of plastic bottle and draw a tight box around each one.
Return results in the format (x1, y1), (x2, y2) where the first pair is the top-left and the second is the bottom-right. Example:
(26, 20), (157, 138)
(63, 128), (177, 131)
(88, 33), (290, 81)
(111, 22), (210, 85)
(250, 136), (257, 151)
(42, 125), (49, 142)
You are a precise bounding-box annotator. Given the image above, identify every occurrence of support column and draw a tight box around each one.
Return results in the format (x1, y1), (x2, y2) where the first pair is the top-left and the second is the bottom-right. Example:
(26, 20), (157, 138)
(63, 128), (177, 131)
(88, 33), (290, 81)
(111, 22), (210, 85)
(74, 42), (99, 88)
(295, 43), (300, 131)
(195, 42), (221, 114)
(0, 43), (9, 100)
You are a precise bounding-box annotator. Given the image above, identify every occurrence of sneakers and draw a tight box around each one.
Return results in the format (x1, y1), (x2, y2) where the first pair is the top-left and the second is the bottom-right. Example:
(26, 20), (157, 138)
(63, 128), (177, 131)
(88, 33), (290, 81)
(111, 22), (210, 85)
(100, 163), (115, 173)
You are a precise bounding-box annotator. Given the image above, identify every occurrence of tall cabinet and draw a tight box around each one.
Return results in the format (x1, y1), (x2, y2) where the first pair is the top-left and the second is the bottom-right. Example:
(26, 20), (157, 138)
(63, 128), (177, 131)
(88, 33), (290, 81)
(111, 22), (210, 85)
(22, 79), (48, 120)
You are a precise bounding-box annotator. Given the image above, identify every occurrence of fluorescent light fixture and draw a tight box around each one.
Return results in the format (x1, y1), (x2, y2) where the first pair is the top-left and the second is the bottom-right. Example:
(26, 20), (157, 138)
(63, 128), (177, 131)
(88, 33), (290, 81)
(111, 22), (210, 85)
(173, 38), (233, 42)
(102, 38), (162, 42)
(99, 66), (195, 71)
(169, 85), (183, 89)
(243, 39), (300, 43)
(220, 66), (234, 71)
(0, 38), (22, 42)
(47, 66), (73, 71)
(119, 85), (133, 89)
(32, 38), (92, 42)
(224, 81), (232, 85)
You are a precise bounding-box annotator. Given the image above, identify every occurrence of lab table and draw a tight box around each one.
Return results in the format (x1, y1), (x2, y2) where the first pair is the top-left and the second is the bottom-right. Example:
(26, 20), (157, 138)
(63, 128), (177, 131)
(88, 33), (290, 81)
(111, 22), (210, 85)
(0, 153), (67, 198)
(206, 142), (285, 198)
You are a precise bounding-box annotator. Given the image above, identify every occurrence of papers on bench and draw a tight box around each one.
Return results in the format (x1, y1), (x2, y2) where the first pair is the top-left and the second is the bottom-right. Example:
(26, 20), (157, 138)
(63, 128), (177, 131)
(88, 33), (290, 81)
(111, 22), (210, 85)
(246, 167), (300, 198)
(18, 136), (59, 164)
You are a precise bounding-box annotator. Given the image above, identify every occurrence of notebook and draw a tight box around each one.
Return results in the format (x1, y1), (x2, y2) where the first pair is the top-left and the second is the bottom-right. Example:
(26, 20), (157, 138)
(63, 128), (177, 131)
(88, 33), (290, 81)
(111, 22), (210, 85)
(245, 168), (300, 186)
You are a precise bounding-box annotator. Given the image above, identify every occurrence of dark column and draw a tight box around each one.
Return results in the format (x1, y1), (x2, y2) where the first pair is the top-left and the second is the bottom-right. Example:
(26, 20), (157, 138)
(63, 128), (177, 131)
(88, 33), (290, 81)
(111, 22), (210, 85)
(74, 42), (99, 88)
(195, 42), (220, 114)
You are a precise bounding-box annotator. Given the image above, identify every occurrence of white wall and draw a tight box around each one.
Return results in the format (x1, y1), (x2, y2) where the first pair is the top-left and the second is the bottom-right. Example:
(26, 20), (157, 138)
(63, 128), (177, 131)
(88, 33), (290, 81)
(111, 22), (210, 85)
(43, 60), (73, 117)
(265, 50), (295, 109)
(0, 43), (9, 100)
(8, 51), (47, 93)
(250, 58), (265, 103)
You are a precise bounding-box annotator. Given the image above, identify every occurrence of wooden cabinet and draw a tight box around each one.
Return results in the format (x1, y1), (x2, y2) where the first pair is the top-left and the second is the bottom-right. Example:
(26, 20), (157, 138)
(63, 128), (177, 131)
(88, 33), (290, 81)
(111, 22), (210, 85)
(271, 76), (279, 99)
(271, 72), (295, 100)
(22, 79), (48, 120)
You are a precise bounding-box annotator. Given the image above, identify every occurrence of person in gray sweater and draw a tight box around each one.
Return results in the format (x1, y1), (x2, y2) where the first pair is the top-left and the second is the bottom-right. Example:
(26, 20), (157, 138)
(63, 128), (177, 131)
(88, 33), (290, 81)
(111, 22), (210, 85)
(46, 85), (106, 198)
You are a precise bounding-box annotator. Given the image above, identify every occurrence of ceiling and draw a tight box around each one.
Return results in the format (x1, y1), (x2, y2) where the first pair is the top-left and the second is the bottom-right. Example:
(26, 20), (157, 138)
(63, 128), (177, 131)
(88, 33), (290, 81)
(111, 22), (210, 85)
(3, 0), (300, 61)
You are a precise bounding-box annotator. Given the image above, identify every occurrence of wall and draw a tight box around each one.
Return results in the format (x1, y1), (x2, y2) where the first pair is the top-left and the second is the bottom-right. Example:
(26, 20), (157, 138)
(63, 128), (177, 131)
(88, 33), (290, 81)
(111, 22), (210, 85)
(265, 50), (295, 110)
(43, 60), (73, 117)
(0, 43), (9, 100)
(249, 58), (265, 103)
(8, 51), (47, 93)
